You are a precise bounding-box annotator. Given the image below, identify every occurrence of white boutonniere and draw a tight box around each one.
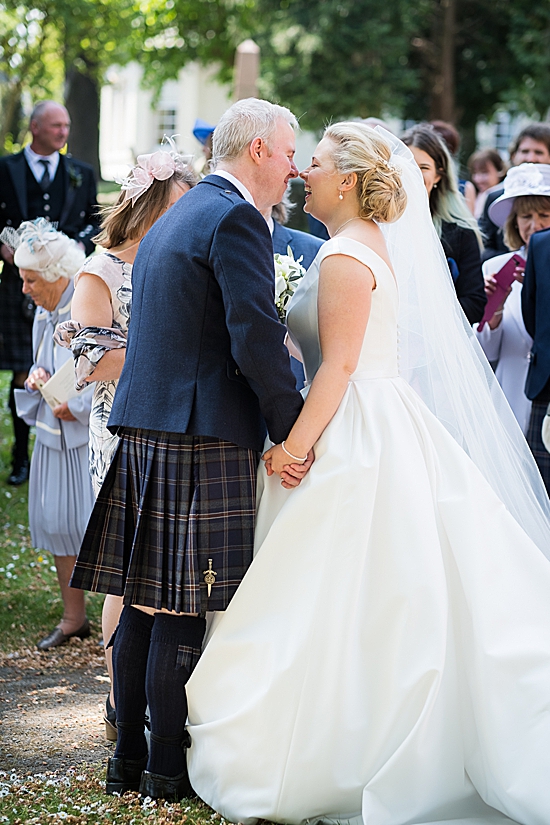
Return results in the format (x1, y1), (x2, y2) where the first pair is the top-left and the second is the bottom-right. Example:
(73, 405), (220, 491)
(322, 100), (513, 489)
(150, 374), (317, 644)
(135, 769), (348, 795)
(274, 246), (306, 322)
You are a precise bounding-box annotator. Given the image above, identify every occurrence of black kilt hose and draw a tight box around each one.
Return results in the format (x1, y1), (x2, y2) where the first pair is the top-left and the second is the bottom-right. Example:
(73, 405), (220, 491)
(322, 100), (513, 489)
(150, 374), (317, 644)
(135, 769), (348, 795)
(72, 429), (260, 614)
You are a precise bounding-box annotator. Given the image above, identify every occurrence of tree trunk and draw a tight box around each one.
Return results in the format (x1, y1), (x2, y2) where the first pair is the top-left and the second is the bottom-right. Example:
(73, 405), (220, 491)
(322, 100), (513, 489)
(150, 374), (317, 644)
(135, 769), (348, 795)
(430, 0), (456, 122)
(65, 61), (101, 180)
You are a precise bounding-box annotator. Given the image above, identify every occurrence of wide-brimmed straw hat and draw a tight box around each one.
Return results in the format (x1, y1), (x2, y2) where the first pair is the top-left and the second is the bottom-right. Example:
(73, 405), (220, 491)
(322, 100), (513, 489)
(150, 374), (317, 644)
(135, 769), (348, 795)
(488, 163), (550, 227)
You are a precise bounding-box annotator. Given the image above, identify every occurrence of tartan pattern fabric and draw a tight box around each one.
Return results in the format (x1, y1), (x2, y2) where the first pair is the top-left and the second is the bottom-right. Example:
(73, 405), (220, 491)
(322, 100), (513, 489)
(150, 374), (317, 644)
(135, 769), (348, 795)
(527, 402), (550, 494)
(0, 264), (34, 371)
(71, 429), (260, 613)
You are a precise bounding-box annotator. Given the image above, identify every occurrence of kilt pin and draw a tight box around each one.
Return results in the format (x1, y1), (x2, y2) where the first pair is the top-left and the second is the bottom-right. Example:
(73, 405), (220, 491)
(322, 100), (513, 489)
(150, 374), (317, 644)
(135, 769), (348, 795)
(72, 431), (260, 614)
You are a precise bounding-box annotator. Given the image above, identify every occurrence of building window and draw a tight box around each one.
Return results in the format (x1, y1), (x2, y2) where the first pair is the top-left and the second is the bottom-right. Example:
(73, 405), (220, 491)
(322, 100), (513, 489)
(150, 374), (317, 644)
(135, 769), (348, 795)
(157, 108), (177, 144)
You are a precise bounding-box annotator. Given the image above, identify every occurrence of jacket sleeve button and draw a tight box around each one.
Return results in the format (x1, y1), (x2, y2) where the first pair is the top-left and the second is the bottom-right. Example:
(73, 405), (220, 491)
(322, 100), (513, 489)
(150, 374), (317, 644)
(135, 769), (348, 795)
(235, 368), (241, 375)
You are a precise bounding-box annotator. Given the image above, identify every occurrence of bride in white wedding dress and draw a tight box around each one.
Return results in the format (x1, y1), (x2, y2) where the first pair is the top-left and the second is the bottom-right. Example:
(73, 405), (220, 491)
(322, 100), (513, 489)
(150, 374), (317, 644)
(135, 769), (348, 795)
(186, 123), (550, 825)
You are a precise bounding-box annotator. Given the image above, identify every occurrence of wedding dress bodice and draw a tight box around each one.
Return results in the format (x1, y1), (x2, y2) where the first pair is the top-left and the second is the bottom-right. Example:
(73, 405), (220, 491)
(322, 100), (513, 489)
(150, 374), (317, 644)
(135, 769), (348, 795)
(287, 237), (399, 383)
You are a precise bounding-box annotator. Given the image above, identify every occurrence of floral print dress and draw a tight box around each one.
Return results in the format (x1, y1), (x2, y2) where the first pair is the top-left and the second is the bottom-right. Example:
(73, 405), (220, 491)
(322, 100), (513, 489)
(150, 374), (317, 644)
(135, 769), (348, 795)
(64, 253), (132, 496)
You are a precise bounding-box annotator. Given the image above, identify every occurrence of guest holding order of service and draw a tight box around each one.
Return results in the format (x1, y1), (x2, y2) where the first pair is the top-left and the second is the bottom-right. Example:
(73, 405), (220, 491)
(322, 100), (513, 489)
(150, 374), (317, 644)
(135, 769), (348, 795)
(2, 219), (95, 651)
(476, 163), (550, 434)
(56, 141), (197, 739)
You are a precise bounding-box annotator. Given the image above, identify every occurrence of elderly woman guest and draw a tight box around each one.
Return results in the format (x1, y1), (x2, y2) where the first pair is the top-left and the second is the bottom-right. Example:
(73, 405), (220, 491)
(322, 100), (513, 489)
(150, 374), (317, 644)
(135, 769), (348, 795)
(56, 143), (197, 738)
(2, 219), (95, 650)
(402, 124), (486, 324)
(476, 164), (550, 434)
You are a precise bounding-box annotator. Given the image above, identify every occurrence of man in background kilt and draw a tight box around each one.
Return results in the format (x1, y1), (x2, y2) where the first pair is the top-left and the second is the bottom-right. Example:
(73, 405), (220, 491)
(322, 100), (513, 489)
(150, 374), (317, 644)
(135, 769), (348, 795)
(0, 100), (98, 484)
(71, 99), (309, 800)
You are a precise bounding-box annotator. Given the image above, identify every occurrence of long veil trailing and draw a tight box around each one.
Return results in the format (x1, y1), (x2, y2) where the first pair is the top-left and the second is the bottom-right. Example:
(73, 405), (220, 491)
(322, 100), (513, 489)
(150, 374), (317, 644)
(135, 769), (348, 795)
(375, 127), (550, 556)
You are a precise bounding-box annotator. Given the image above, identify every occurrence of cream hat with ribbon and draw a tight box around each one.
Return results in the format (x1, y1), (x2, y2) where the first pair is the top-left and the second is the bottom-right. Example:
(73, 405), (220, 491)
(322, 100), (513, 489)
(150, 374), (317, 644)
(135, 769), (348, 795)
(488, 163), (550, 227)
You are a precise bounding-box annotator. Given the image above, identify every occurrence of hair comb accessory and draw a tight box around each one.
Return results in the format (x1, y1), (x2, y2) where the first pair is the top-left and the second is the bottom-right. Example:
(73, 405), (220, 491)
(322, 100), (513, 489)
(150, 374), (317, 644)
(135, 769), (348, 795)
(115, 135), (194, 205)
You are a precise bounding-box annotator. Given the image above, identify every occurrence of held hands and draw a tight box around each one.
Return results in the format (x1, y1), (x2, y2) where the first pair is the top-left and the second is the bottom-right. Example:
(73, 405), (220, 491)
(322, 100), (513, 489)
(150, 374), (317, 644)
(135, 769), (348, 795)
(262, 443), (315, 489)
(26, 367), (51, 391)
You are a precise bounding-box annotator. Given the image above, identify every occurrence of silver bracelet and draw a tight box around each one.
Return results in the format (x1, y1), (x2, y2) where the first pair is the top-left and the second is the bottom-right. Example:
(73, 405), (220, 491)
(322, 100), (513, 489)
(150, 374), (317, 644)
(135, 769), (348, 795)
(281, 441), (308, 462)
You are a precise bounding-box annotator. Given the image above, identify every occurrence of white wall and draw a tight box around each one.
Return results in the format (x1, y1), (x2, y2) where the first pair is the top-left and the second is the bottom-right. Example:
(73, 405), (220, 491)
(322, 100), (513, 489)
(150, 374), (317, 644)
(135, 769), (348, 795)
(99, 62), (232, 180)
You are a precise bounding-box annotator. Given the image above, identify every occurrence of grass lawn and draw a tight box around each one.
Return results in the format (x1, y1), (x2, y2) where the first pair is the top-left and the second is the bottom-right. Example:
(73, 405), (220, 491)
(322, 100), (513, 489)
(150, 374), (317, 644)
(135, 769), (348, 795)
(0, 765), (222, 824)
(0, 371), (229, 825)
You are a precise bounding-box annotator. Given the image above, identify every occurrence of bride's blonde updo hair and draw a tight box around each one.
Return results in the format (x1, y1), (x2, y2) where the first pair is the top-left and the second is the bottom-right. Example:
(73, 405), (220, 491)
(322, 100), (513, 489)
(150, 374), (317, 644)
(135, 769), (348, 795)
(324, 122), (407, 223)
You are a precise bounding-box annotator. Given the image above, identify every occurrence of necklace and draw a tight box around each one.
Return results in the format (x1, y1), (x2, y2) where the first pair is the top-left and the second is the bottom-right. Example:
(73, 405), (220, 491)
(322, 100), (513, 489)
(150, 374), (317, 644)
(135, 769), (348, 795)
(332, 216), (363, 237)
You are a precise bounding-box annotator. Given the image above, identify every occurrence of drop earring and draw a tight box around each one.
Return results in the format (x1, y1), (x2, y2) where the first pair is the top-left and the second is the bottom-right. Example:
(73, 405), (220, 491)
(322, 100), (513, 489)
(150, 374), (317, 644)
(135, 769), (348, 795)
(338, 191), (344, 200)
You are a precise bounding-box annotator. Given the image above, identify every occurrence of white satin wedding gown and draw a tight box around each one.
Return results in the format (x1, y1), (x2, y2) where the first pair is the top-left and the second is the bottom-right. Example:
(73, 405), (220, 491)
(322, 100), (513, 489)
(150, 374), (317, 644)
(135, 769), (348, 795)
(186, 237), (550, 825)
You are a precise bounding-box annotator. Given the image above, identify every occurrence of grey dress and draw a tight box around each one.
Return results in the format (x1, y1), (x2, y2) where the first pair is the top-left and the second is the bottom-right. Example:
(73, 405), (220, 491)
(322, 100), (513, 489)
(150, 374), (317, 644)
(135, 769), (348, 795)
(14, 281), (95, 556)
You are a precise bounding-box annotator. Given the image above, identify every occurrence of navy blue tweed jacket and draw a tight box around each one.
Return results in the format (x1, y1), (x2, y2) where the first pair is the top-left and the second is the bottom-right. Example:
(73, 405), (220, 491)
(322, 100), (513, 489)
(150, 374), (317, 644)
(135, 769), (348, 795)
(522, 227), (550, 401)
(272, 221), (323, 269)
(109, 175), (303, 452)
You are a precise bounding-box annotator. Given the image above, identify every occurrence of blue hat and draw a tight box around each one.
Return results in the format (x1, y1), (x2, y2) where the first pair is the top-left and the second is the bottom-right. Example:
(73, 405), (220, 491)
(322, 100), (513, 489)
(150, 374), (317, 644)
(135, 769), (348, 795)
(193, 119), (215, 145)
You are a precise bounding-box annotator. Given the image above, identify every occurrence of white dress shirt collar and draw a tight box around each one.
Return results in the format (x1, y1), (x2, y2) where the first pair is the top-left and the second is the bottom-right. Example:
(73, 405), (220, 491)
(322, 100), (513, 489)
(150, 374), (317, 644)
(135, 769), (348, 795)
(212, 169), (256, 208)
(24, 146), (61, 183)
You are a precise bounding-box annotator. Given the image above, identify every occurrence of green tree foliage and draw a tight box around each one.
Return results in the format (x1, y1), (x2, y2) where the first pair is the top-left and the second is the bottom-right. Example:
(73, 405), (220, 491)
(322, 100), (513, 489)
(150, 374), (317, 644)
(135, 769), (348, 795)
(130, 0), (256, 92)
(0, 0), (254, 173)
(253, 0), (550, 133)
(505, 2), (550, 118)
(252, 0), (419, 131)
(0, 3), (62, 150)
(0, 0), (548, 169)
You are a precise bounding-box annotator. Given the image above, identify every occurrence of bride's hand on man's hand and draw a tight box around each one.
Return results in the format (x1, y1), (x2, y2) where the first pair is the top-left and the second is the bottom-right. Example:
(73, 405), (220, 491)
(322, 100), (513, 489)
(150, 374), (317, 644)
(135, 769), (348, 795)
(262, 444), (314, 488)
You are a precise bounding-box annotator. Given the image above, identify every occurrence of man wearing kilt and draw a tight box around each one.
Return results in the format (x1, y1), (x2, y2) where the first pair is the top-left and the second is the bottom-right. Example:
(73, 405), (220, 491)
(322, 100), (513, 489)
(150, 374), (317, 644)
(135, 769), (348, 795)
(0, 101), (98, 484)
(71, 99), (307, 800)
(522, 226), (550, 491)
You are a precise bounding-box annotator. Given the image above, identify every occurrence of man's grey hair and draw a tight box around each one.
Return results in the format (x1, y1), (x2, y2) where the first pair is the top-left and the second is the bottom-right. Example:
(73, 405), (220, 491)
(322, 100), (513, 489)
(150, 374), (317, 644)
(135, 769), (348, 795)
(30, 100), (67, 126)
(212, 98), (298, 166)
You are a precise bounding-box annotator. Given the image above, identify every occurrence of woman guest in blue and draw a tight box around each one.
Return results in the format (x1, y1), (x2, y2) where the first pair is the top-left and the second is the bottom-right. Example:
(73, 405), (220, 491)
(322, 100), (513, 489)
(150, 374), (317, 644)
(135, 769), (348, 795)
(3, 219), (95, 650)
(70, 99), (308, 800)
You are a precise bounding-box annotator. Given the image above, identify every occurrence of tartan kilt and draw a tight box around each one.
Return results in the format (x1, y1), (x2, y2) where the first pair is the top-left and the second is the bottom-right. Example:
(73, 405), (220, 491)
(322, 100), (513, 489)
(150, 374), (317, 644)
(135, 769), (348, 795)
(526, 401), (550, 494)
(71, 429), (260, 613)
(0, 263), (34, 371)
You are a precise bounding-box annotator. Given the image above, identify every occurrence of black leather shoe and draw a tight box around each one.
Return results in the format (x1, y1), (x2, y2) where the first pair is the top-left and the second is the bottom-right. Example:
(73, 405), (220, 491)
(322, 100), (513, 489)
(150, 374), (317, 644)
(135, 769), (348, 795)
(37, 619), (91, 651)
(139, 768), (195, 801)
(7, 459), (29, 485)
(139, 730), (195, 800)
(106, 755), (148, 795)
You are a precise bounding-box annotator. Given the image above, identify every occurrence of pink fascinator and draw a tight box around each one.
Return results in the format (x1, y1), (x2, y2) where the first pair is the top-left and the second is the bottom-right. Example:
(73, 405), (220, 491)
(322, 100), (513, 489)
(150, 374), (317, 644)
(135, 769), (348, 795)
(116, 136), (193, 205)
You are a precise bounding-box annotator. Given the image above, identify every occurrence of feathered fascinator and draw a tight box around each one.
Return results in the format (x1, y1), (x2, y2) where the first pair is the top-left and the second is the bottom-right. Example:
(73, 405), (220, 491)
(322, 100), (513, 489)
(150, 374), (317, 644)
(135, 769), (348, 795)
(115, 135), (194, 205)
(0, 218), (84, 281)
